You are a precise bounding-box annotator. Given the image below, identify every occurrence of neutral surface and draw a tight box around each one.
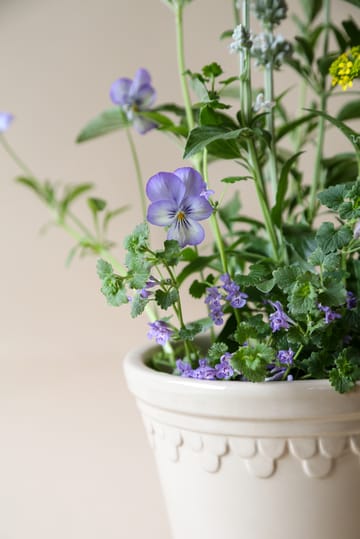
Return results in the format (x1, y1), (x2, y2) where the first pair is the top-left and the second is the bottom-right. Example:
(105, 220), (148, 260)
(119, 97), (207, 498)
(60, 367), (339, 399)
(0, 1), (358, 538)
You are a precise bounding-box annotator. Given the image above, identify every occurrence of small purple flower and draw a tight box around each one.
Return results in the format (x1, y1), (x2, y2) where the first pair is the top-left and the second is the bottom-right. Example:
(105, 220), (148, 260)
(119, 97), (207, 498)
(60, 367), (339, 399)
(220, 273), (248, 309)
(214, 353), (234, 379)
(0, 112), (14, 133)
(266, 365), (286, 381)
(277, 348), (294, 366)
(176, 358), (193, 377)
(139, 276), (158, 299)
(346, 291), (357, 310)
(146, 167), (213, 248)
(317, 303), (341, 324)
(205, 286), (224, 325)
(110, 68), (156, 134)
(268, 300), (293, 332)
(191, 359), (217, 380)
(147, 320), (172, 345)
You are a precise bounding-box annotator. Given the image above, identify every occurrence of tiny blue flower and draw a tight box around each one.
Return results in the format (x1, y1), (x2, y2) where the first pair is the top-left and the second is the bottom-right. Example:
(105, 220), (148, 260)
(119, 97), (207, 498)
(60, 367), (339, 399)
(147, 320), (173, 345)
(318, 303), (341, 324)
(277, 348), (294, 365)
(346, 290), (357, 310)
(268, 300), (293, 332)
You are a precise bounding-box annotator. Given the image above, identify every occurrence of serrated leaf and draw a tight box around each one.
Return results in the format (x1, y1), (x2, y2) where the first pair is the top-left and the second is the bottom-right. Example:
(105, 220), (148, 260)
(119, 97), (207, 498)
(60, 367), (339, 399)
(316, 222), (353, 253)
(273, 265), (301, 292)
(231, 344), (273, 382)
(130, 293), (148, 318)
(156, 240), (181, 266)
(256, 277), (276, 293)
(189, 279), (207, 298)
(76, 108), (128, 142)
(155, 289), (179, 310)
(96, 258), (113, 279)
(289, 280), (317, 315)
(177, 318), (212, 340)
(208, 342), (229, 362)
(317, 184), (348, 210)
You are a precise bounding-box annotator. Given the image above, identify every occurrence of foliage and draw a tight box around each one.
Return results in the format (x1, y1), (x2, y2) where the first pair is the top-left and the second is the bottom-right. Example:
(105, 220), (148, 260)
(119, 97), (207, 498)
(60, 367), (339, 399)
(4, 0), (360, 392)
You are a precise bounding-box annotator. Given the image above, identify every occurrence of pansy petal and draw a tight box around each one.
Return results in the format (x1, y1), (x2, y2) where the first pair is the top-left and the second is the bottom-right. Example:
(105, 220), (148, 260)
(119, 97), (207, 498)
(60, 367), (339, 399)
(182, 196), (213, 220)
(167, 219), (205, 247)
(110, 78), (132, 105)
(147, 200), (177, 226)
(133, 115), (157, 134)
(0, 112), (14, 133)
(174, 167), (206, 197)
(131, 84), (156, 109)
(146, 172), (185, 204)
(131, 68), (152, 93)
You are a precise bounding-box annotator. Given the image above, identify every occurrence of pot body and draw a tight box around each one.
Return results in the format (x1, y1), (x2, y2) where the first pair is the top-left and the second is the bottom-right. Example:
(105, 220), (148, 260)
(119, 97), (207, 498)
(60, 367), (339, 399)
(124, 343), (360, 539)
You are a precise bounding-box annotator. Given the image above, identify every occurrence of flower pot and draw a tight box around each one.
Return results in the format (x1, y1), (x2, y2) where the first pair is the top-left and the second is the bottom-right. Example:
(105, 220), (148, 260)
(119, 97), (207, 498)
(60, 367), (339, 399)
(124, 342), (360, 539)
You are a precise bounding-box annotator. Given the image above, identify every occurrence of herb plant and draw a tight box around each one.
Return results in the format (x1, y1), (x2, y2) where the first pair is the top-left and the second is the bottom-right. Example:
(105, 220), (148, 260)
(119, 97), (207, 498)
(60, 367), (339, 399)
(2, 0), (360, 392)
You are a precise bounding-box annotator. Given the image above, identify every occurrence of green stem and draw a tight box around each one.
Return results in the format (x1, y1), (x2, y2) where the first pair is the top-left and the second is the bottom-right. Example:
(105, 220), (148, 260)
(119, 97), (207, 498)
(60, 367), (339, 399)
(264, 62), (278, 204)
(125, 126), (146, 221)
(0, 134), (36, 177)
(308, 0), (331, 224)
(233, 0), (240, 26)
(174, 2), (202, 171)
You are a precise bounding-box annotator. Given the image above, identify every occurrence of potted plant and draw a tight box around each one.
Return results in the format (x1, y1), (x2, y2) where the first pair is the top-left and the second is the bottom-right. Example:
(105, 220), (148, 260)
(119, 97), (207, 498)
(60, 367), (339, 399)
(1, 0), (360, 537)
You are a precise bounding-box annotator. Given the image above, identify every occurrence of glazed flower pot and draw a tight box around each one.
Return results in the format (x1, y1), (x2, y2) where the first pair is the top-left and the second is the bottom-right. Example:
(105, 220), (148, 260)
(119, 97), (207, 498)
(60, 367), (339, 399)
(124, 342), (360, 539)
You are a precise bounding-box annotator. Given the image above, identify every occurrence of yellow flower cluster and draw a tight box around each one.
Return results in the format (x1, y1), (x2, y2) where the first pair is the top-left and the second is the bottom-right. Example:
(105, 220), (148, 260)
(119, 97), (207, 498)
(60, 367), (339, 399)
(329, 46), (360, 90)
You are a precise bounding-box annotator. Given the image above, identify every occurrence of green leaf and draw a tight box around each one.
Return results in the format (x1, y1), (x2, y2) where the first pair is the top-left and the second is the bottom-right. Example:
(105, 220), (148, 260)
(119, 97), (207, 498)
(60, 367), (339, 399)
(87, 197), (107, 213)
(177, 318), (212, 341)
(299, 0), (323, 23)
(273, 265), (301, 292)
(329, 350), (360, 393)
(76, 108), (128, 143)
(289, 280), (317, 315)
(155, 240), (181, 267)
(96, 258), (113, 279)
(316, 222), (353, 253)
(155, 289), (179, 310)
(337, 100), (360, 122)
(60, 183), (93, 215)
(221, 175), (252, 184)
(342, 17), (360, 46)
(103, 205), (130, 232)
(124, 223), (149, 253)
(304, 108), (360, 152)
(207, 342), (228, 362)
(130, 293), (148, 318)
(177, 255), (217, 285)
(276, 113), (316, 142)
(233, 315), (269, 344)
(317, 184), (348, 210)
(183, 126), (249, 159)
(189, 279), (207, 298)
(271, 152), (303, 227)
(231, 344), (274, 382)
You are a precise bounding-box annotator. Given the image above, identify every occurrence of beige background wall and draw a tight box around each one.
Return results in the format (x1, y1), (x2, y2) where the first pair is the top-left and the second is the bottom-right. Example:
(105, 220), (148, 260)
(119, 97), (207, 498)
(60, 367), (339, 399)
(0, 1), (358, 538)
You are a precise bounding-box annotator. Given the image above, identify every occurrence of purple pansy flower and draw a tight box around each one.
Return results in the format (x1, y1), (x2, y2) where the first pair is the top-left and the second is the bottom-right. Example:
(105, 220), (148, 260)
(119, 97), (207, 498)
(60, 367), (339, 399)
(268, 300), (293, 332)
(317, 303), (341, 324)
(110, 68), (156, 134)
(0, 112), (14, 133)
(146, 167), (213, 248)
(147, 320), (172, 345)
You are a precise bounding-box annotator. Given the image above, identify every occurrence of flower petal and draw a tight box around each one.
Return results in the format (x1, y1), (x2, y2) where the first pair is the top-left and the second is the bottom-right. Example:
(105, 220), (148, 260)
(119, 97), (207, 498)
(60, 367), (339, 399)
(0, 112), (14, 133)
(147, 200), (177, 226)
(109, 78), (132, 105)
(181, 196), (213, 221)
(131, 68), (152, 93)
(133, 115), (157, 134)
(167, 218), (205, 247)
(146, 172), (185, 204)
(131, 84), (156, 109)
(174, 167), (206, 197)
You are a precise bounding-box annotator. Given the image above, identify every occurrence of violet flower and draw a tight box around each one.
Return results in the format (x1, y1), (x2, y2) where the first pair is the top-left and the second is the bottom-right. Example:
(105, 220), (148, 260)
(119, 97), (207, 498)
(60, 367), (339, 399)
(0, 112), (14, 133)
(146, 167), (213, 247)
(268, 300), (293, 332)
(346, 291), (357, 310)
(110, 68), (156, 134)
(147, 320), (172, 345)
(205, 286), (224, 326)
(277, 348), (294, 366)
(214, 353), (234, 379)
(220, 273), (248, 309)
(318, 303), (341, 324)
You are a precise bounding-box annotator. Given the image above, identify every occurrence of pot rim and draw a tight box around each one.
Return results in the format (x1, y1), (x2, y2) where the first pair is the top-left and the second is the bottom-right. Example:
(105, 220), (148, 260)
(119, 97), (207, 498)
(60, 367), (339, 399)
(124, 341), (360, 422)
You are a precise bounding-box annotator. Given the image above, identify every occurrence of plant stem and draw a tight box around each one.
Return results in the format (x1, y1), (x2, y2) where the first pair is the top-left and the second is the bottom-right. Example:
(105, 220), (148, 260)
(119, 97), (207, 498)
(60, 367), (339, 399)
(174, 2), (202, 171)
(308, 0), (331, 224)
(0, 134), (36, 178)
(264, 62), (278, 204)
(125, 125), (146, 221)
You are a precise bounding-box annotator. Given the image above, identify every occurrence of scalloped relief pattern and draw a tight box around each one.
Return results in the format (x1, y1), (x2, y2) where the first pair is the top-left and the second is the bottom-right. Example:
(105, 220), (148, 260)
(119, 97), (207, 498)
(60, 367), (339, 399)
(143, 417), (360, 478)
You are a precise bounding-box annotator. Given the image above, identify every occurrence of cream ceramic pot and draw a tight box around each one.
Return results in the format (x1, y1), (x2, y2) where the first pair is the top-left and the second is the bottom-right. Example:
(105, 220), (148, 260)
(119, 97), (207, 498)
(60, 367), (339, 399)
(124, 343), (360, 539)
